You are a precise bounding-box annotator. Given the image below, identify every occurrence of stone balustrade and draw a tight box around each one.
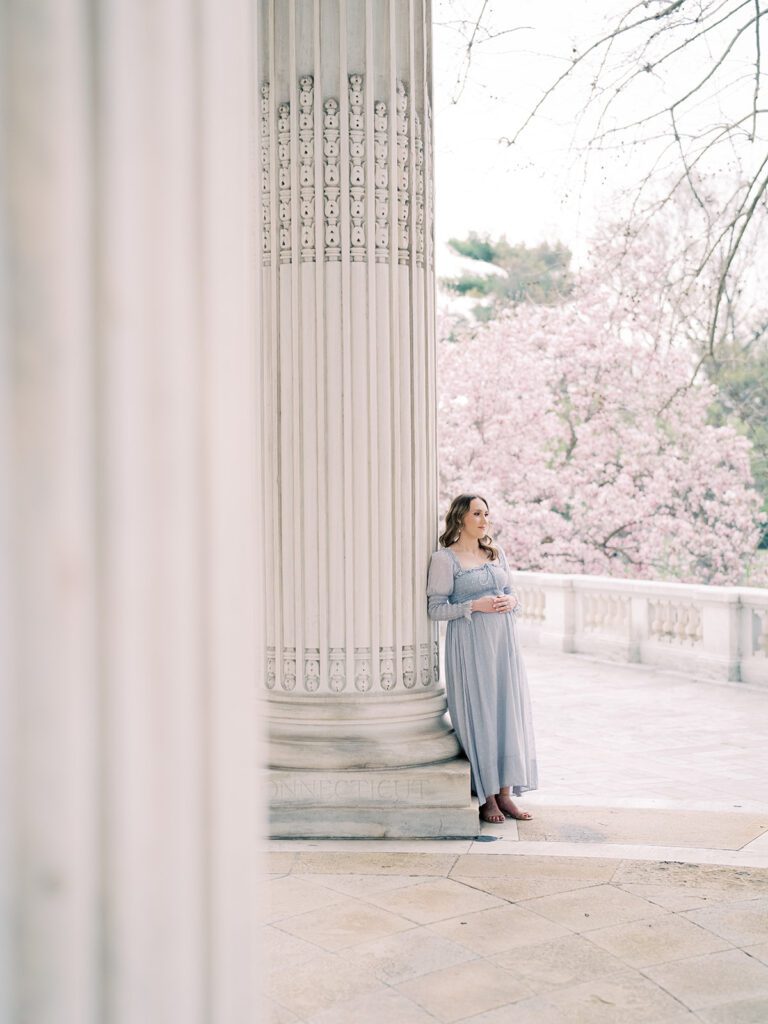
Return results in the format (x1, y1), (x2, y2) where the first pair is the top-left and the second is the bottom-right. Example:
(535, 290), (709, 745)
(512, 572), (768, 687)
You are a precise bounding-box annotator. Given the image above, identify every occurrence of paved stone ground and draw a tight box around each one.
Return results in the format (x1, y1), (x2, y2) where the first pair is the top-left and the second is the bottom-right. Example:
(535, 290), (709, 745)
(266, 650), (768, 1022)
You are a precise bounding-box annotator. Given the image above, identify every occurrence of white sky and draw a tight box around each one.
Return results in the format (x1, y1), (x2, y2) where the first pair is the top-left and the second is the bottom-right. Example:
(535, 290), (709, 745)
(430, 0), (766, 269)
(432, 0), (631, 264)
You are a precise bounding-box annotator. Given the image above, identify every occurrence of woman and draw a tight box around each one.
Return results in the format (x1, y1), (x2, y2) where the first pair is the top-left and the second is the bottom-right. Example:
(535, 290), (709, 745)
(427, 494), (538, 824)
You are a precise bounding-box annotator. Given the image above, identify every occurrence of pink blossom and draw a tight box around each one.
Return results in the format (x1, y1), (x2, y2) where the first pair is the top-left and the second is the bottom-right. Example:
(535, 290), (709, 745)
(438, 291), (762, 584)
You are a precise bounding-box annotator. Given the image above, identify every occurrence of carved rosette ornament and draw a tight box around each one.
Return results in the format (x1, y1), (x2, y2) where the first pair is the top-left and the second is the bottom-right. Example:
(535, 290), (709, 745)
(299, 75), (315, 262)
(348, 74), (366, 260)
(281, 648), (297, 691)
(414, 109), (425, 267)
(277, 101), (291, 263)
(260, 82), (271, 264)
(329, 649), (345, 692)
(395, 81), (410, 265)
(304, 649), (320, 692)
(374, 99), (389, 261)
(354, 649), (372, 692)
(379, 647), (395, 690)
(323, 97), (341, 260)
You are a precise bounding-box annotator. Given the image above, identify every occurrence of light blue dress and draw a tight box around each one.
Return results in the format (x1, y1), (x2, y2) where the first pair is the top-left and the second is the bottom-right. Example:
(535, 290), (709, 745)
(427, 547), (538, 804)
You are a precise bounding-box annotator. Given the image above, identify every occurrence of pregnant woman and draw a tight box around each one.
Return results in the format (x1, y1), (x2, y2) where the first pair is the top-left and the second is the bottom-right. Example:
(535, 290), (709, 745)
(427, 494), (538, 825)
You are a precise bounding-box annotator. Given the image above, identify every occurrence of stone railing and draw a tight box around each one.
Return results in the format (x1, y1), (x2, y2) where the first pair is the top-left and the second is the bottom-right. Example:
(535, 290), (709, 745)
(512, 572), (768, 687)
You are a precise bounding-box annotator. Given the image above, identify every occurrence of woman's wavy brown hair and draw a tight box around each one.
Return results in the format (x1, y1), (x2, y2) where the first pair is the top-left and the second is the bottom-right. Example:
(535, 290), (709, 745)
(438, 493), (499, 561)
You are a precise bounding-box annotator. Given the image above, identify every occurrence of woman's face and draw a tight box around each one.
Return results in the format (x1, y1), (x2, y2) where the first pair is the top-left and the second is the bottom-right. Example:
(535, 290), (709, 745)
(461, 498), (490, 539)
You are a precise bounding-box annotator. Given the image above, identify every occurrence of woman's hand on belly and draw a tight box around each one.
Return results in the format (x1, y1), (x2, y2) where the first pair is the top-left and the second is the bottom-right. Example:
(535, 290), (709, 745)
(469, 594), (518, 614)
(471, 594), (517, 614)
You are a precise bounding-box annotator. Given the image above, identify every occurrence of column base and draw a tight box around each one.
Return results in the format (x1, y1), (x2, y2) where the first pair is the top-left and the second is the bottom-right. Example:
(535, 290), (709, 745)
(268, 758), (479, 838)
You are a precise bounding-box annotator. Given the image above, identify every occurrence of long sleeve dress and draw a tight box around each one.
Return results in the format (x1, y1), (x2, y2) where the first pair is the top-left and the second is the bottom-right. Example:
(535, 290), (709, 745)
(426, 546), (538, 805)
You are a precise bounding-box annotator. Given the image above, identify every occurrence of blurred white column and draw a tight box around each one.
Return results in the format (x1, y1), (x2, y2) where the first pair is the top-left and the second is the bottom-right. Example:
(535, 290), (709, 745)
(0, 1), (264, 1022)
(260, 0), (475, 837)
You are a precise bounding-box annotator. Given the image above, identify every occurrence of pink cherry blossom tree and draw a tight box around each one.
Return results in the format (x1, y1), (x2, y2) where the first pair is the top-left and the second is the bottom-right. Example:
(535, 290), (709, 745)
(438, 287), (763, 584)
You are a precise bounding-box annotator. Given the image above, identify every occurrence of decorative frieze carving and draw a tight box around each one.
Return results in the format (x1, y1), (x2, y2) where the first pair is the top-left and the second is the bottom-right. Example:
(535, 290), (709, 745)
(260, 82), (271, 265)
(414, 109), (425, 267)
(259, 74), (427, 267)
(396, 81), (410, 264)
(323, 97), (341, 260)
(277, 101), (292, 263)
(329, 648), (345, 692)
(265, 642), (440, 692)
(299, 76), (316, 262)
(420, 643), (431, 686)
(379, 646), (395, 690)
(374, 99), (389, 261)
(426, 93), (435, 267)
(304, 648), (320, 691)
(402, 644), (415, 689)
(348, 74), (366, 260)
(354, 648), (372, 692)
(282, 647), (297, 691)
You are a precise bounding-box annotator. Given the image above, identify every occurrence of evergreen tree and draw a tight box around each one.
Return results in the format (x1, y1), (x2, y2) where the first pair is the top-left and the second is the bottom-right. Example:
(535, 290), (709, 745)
(441, 234), (573, 320)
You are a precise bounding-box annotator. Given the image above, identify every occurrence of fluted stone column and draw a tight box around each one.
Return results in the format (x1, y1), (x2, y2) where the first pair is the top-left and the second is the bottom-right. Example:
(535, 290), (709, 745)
(261, 0), (476, 836)
(1, 2), (263, 1019)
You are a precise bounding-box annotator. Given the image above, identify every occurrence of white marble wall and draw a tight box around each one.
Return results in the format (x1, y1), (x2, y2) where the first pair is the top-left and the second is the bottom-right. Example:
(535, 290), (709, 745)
(0, 1), (264, 1020)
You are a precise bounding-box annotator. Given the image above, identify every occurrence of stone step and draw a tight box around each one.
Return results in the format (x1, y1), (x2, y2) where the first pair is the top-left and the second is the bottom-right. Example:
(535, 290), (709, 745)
(268, 760), (479, 838)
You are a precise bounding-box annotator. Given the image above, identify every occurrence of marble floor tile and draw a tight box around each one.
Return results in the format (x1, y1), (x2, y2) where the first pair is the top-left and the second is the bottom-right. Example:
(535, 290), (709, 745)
(267, 852), (297, 874)
(427, 903), (571, 956)
(273, 898), (414, 951)
(684, 897), (768, 947)
(363, 877), (504, 924)
(456, 994), (574, 1023)
(611, 860), (768, 894)
(696, 996), (768, 1022)
(520, 883), (666, 932)
(292, 871), (433, 898)
(743, 941), (768, 965)
(490, 933), (626, 992)
(264, 924), (324, 968)
(345, 927), (477, 984)
(291, 851), (456, 876)
(266, 997), (302, 1023)
(542, 970), (693, 1023)
(269, 951), (385, 1019)
(451, 853), (618, 881)
(519, 806), (767, 850)
(741, 831), (768, 853)
(617, 882), (745, 912)
(483, 841), (768, 869)
(463, 997), (699, 1024)
(642, 948), (768, 1009)
(303, 988), (438, 1024)
(450, 872), (601, 902)
(396, 958), (535, 1023)
(267, 875), (348, 923)
(584, 913), (732, 967)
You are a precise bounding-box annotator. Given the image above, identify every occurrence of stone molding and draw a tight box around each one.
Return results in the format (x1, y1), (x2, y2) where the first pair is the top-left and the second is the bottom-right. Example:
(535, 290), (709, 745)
(268, 690), (460, 770)
(266, 641), (439, 694)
